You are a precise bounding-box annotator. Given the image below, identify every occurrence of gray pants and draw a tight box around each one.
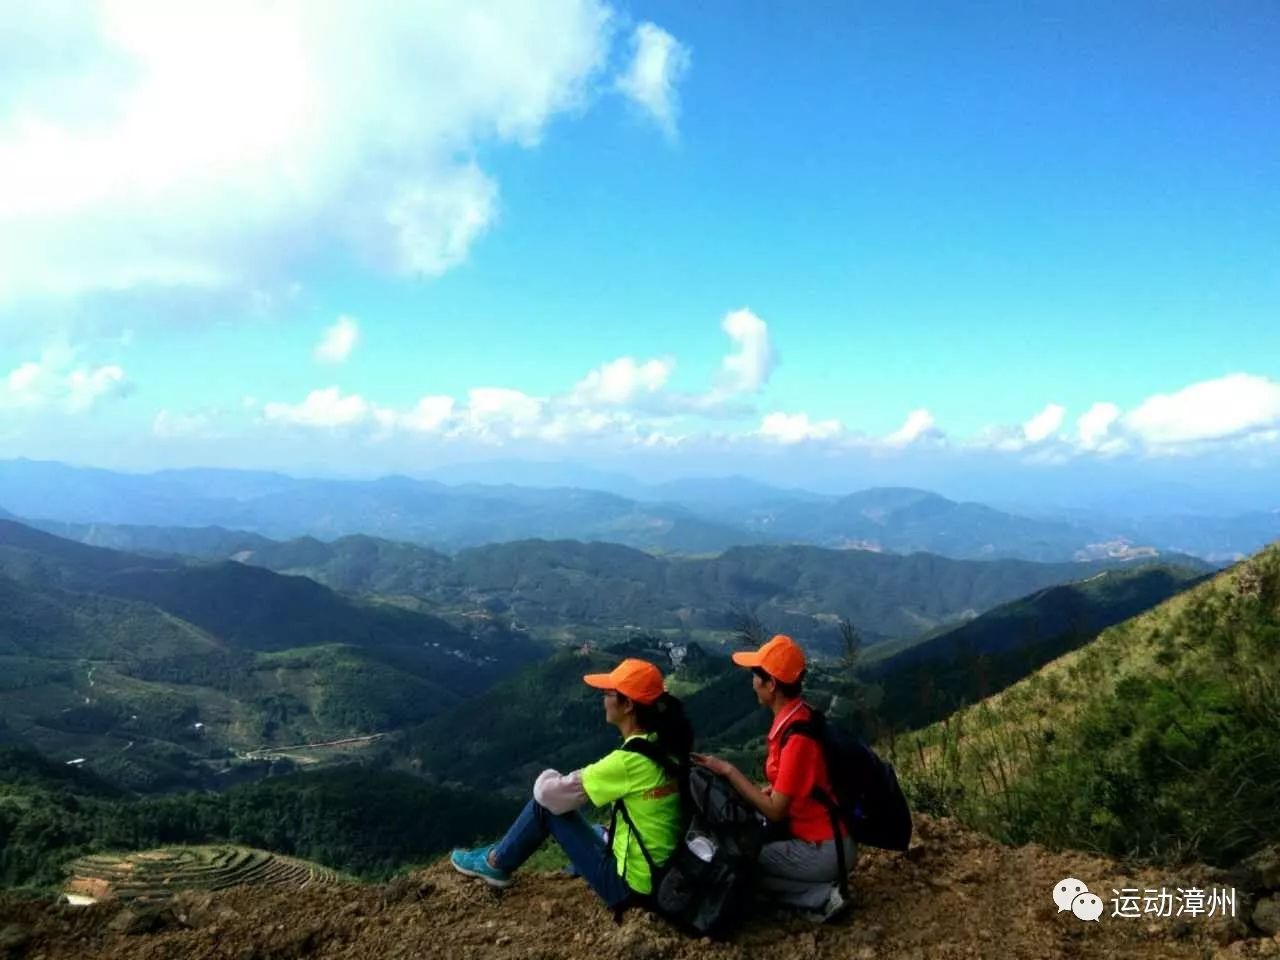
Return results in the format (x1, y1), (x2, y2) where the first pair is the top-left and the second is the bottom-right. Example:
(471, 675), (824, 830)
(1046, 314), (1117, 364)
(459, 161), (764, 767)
(756, 834), (857, 910)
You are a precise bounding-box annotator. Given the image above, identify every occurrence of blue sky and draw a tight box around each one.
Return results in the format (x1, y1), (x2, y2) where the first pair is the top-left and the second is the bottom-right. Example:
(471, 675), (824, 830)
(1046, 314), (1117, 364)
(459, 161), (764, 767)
(1, 1), (1277, 502)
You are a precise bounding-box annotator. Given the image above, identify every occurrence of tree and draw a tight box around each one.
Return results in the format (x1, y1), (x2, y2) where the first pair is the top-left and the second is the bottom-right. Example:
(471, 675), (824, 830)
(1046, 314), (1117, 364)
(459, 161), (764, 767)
(729, 607), (769, 648)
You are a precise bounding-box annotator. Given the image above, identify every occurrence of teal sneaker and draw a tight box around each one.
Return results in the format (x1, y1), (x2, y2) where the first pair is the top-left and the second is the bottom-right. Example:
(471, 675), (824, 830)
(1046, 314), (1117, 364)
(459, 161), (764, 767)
(450, 846), (513, 888)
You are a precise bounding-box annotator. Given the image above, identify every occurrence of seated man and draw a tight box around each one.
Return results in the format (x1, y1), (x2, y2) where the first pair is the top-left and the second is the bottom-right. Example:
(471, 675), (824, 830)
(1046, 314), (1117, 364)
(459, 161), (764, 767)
(693, 635), (854, 922)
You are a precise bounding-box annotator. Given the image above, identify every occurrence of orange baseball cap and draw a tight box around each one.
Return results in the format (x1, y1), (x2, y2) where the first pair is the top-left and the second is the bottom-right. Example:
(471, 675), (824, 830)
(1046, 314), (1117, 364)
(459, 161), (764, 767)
(732, 634), (807, 684)
(583, 658), (666, 704)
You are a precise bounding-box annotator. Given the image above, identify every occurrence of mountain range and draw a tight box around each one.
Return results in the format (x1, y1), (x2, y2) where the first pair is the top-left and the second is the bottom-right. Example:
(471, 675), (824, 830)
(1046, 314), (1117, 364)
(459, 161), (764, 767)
(4, 458), (1277, 562)
(137, 530), (1210, 650)
(0, 514), (1212, 792)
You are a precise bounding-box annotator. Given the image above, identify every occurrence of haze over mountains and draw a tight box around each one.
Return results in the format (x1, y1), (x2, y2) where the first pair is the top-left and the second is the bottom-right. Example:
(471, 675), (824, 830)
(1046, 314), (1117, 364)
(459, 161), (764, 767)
(4, 458), (1277, 563)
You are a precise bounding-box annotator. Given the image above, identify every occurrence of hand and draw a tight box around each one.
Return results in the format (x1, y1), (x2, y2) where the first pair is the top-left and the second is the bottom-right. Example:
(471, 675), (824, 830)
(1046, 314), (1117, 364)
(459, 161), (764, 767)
(691, 752), (736, 778)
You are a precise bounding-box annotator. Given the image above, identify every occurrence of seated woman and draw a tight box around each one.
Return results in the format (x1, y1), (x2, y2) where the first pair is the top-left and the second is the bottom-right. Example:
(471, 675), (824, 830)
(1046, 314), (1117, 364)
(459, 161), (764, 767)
(450, 657), (691, 913)
(693, 635), (854, 922)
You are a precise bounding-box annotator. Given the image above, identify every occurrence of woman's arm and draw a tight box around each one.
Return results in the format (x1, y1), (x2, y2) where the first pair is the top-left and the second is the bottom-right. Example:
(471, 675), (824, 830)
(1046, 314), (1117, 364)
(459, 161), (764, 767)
(691, 753), (792, 823)
(533, 768), (588, 814)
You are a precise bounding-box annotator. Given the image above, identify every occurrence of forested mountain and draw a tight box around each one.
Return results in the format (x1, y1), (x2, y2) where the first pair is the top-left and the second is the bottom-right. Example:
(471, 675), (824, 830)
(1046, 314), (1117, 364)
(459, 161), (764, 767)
(232, 534), (1207, 650)
(0, 521), (546, 792)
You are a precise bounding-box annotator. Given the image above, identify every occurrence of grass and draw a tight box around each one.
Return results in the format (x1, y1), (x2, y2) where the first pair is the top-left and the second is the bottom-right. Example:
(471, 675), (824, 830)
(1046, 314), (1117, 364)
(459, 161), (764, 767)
(887, 543), (1280, 867)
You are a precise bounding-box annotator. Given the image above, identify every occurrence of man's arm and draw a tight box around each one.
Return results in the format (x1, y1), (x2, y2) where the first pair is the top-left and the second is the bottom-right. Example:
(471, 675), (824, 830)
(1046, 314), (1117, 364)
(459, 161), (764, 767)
(691, 753), (792, 823)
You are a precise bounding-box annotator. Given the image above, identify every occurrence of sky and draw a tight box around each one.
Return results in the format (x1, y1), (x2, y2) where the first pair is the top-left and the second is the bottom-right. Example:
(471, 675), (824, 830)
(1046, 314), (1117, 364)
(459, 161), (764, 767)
(1, 1), (1278, 505)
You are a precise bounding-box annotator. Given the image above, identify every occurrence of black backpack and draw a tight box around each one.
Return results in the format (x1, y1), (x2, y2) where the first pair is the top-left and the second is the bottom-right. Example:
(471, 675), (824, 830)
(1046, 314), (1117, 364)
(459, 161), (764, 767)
(780, 709), (913, 896)
(612, 740), (763, 939)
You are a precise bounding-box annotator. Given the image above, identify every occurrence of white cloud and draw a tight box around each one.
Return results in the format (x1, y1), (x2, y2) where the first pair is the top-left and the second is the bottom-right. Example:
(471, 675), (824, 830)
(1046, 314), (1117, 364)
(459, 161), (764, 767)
(615, 22), (690, 139)
(314, 314), (360, 364)
(0, 1), (616, 304)
(1122, 373), (1280, 446)
(883, 409), (938, 448)
(381, 165), (499, 277)
(968, 402), (1065, 452)
(718, 308), (776, 394)
(66, 364), (128, 412)
(5, 362), (43, 399)
(263, 386), (370, 428)
(538, 408), (624, 443)
(153, 408), (211, 438)
(467, 387), (544, 423)
(759, 411), (842, 444)
(398, 395), (456, 434)
(1, 349), (130, 413)
(1076, 401), (1123, 452)
(1022, 403), (1065, 444)
(572, 356), (674, 405)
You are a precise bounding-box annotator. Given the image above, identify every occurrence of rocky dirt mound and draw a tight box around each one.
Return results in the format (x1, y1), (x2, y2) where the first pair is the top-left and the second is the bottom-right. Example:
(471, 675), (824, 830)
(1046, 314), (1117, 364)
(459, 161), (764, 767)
(3, 816), (1280, 960)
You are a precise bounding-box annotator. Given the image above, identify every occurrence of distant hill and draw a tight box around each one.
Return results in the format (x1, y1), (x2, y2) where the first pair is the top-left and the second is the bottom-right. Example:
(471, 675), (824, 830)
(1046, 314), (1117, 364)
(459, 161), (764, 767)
(699, 486), (1121, 561)
(6, 458), (1270, 562)
(26, 520), (273, 558)
(221, 534), (1197, 651)
(0, 521), (547, 791)
(892, 541), (1280, 867)
(864, 564), (1209, 731)
(0, 460), (763, 555)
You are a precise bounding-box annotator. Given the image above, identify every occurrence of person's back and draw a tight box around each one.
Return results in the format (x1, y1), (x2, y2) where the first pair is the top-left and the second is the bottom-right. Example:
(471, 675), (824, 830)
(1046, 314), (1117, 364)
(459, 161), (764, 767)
(763, 699), (844, 844)
(583, 729), (682, 896)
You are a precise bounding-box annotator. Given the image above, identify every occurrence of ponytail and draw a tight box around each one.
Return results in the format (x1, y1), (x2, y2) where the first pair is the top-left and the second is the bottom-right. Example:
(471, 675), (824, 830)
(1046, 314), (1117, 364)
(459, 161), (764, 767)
(633, 692), (694, 761)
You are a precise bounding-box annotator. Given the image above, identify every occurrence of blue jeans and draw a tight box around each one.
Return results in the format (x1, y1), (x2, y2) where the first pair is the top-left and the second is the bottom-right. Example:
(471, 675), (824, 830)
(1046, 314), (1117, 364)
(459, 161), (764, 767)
(490, 799), (631, 907)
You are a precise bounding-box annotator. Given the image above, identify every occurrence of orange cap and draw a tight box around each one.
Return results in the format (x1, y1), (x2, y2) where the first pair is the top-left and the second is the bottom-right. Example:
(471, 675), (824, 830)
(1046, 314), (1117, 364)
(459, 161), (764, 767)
(583, 658), (666, 704)
(732, 634), (807, 684)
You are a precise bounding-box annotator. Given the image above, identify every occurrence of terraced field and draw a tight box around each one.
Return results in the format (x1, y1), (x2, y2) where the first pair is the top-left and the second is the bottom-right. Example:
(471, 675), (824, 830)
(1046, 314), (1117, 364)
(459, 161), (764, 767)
(64, 845), (345, 903)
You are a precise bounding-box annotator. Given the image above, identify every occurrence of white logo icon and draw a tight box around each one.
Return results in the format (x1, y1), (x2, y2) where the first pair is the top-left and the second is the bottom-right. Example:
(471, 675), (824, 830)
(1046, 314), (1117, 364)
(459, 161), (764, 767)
(1072, 892), (1104, 922)
(1054, 878), (1089, 913)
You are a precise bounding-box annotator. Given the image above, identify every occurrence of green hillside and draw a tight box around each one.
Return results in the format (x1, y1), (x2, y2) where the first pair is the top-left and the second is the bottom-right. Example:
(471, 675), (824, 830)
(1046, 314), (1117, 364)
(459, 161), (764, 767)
(893, 542), (1280, 867)
(864, 564), (1207, 732)
(0, 522), (547, 791)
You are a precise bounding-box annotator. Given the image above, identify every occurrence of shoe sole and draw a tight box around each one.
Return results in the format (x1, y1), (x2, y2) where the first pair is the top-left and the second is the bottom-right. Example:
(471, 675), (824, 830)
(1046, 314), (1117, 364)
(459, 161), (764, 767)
(451, 860), (513, 889)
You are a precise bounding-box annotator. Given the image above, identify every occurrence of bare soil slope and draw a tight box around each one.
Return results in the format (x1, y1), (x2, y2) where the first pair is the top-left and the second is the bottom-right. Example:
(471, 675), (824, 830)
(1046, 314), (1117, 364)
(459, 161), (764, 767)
(3, 816), (1277, 960)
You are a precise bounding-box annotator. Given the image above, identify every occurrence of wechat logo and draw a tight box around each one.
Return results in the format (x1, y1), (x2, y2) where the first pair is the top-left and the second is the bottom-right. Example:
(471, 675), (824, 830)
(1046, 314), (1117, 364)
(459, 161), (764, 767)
(1054, 878), (1103, 922)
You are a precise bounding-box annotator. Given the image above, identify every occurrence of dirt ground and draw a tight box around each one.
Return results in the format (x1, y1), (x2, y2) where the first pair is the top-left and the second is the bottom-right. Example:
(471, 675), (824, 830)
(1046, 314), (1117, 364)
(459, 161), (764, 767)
(3, 815), (1279, 960)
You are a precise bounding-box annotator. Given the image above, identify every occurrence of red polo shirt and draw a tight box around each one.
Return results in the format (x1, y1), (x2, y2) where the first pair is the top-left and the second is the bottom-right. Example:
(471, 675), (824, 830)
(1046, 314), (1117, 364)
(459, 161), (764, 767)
(765, 700), (844, 843)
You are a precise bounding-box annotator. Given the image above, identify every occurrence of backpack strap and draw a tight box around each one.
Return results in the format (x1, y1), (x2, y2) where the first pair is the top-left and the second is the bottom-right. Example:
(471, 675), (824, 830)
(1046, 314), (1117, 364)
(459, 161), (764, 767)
(608, 738), (681, 924)
(609, 799), (668, 924)
(621, 736), (682, 778)
(776, 712), (851, 899)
